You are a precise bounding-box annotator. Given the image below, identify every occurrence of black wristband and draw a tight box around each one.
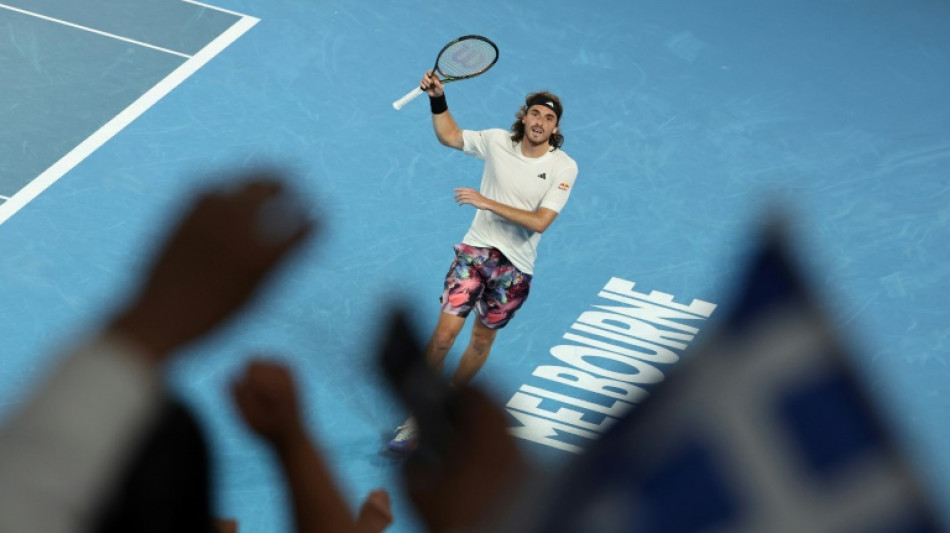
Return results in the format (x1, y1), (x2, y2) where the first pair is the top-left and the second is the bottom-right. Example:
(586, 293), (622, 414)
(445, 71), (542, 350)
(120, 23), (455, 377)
(429, 94), (448, 114)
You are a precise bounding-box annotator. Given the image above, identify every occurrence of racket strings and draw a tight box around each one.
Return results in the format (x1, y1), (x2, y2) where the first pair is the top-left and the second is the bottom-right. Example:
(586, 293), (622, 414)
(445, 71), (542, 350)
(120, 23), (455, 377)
(437, 39), (498, 78)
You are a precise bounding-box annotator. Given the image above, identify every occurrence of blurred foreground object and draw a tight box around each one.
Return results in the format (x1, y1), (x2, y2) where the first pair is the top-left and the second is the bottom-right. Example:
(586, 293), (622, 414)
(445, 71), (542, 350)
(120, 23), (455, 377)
(0, 174), (314, 533)
(527, 222), (944, 533)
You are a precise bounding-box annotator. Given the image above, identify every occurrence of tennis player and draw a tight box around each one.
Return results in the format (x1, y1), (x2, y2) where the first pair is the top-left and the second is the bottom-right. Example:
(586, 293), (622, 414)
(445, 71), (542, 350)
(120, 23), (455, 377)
(389, 70), (579, 452)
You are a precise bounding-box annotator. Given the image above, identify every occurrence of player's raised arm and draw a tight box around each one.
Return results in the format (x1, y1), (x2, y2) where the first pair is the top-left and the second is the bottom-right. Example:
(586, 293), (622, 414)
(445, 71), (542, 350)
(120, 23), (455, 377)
(422, 71), (463, 150)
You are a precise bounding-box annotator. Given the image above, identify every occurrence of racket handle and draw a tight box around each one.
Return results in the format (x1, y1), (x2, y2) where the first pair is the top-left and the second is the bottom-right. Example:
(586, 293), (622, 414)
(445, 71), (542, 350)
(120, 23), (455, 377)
(393, 86), (425, 110)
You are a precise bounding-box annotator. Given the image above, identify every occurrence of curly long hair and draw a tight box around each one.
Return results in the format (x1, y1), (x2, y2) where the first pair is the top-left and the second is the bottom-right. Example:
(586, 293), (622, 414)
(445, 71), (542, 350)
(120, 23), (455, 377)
(510, 91), (564, 149)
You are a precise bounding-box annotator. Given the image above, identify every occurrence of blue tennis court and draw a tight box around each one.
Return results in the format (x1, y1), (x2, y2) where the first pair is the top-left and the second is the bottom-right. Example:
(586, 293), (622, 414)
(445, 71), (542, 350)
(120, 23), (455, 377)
(1, 0), (948, 531)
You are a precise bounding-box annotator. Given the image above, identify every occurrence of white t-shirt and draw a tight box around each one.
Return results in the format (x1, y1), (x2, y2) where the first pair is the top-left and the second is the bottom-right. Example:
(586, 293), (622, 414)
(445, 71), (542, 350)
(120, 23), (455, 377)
(461, 128), (578, 274)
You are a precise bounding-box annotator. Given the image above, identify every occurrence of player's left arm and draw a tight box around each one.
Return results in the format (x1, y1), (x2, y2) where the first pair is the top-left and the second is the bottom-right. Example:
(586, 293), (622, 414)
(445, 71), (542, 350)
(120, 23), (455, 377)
(453, 188), (559, 234)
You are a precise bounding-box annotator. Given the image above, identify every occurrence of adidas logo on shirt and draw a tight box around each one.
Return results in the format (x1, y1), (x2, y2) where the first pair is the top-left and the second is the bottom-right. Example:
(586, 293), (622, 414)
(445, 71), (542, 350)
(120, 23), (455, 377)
(537, 173), (547, 180)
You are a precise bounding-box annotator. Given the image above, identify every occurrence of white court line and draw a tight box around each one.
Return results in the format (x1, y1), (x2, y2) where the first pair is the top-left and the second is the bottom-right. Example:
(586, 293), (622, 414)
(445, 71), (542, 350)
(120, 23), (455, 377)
(183, 0), (248, 18)
(0, 13), (260, 227)
(0, 3), (192, 58)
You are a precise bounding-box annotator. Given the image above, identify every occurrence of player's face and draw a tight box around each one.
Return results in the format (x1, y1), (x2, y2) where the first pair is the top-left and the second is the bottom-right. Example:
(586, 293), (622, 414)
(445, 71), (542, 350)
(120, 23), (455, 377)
(522, 105), (558, 145)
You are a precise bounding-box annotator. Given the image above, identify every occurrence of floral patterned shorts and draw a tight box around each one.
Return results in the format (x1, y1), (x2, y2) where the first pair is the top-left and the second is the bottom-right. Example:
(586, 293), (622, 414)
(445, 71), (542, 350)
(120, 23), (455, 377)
(440, 243), (533, 330)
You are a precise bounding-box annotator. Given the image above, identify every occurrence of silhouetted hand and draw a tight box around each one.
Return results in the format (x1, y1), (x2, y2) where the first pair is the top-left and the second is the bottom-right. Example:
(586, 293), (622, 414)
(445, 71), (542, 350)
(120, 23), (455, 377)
(356, 489), (393, 533)
(231, 359), (306, 451)
(110, 173), (314, 361)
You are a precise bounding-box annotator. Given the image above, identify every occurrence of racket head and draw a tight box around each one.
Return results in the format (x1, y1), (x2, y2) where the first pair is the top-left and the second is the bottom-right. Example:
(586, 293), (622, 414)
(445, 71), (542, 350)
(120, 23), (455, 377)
(434, 35), (499, 82)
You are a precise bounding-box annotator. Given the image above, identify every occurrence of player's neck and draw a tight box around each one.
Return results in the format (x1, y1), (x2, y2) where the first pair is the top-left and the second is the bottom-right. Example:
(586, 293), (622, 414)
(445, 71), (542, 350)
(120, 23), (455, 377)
(520, 140), (551, 159)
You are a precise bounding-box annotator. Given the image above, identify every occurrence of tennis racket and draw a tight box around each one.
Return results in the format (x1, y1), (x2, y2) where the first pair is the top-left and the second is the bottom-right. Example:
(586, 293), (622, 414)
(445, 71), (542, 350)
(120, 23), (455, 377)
(392, 35), (499, 111)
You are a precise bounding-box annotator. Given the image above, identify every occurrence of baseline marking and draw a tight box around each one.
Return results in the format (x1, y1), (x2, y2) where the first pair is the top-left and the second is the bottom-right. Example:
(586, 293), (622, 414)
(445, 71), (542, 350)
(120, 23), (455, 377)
(183, 0), (248, 18)
(0, 3), (192, 58)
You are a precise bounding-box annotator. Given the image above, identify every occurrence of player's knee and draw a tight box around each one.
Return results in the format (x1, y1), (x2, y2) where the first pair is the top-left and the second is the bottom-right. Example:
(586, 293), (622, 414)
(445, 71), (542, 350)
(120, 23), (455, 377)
(470, 330), (497, 354)
(432, 329), (459, 352)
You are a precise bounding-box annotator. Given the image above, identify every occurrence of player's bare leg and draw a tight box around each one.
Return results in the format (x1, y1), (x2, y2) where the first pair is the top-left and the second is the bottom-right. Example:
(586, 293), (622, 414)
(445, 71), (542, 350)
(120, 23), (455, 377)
(450, 319), (498, 386)
(389, 311), (466, 453)
(424, 311), (468, 375)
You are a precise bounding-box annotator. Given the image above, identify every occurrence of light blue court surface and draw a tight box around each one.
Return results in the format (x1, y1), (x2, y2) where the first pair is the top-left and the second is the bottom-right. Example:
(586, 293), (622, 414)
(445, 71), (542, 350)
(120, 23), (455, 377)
(1, 0), (948, 531)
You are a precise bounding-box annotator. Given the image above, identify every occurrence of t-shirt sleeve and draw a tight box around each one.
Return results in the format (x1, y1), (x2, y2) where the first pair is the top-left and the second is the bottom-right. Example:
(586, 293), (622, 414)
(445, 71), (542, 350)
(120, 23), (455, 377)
(540, 157), (579, 213)
(463, 129), (506, 159)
